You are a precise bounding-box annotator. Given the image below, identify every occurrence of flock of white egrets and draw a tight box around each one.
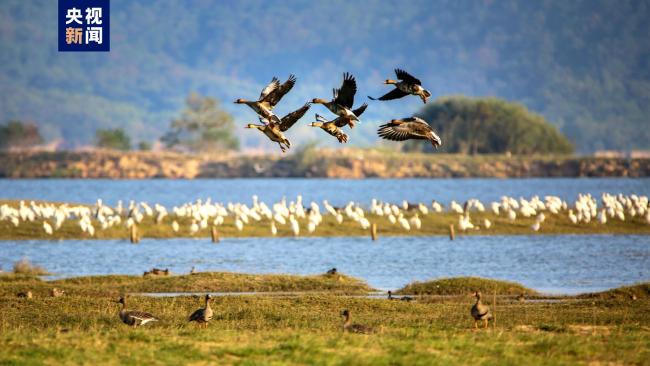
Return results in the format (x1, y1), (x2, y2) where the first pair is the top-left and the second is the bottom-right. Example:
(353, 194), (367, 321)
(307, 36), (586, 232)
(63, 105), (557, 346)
(0, 192), (648, 237)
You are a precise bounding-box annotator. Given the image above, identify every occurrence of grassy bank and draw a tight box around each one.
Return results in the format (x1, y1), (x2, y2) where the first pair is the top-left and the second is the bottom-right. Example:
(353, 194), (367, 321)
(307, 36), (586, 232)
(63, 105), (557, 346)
(397, 277), (539, 296)
(1, 149), (649, 178)
(578, 282), (650, 300)
(0, 271), (374, 298)
(1, 200), (649, 241)
(0, 273), (648, 365)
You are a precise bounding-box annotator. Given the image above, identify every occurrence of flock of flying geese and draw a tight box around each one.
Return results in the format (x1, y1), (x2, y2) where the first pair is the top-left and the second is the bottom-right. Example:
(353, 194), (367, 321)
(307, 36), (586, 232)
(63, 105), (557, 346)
(235, 69), (441, 152)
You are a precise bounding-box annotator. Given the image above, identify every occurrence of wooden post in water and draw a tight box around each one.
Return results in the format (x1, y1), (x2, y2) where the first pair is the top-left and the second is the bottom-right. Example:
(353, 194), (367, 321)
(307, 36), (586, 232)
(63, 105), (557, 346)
(370, 223), (378, 241)
(448, 224), (455, 240)
(493, 289), (497, 329)
(130, 224), (139, 244)
(211, 226), (220, 243)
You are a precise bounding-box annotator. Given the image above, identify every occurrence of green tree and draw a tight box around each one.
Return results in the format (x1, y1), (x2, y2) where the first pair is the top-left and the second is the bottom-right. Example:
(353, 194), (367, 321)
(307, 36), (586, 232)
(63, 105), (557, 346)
(161, 93), (239, 152)
(407, 96), (574, 155)
(0, 121), (43, 150)
(95, 128), (131, 151)
(137, 141), (151, 151)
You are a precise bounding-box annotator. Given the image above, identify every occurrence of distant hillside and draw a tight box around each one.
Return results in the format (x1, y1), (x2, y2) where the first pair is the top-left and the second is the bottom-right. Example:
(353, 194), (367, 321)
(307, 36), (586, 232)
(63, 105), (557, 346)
(0, 0), (649, 152)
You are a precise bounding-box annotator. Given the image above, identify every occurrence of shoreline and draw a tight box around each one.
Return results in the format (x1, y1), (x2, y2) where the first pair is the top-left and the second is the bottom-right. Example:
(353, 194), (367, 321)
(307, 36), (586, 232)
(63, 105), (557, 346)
(2, 230), (649, 241)
(1, 150), (649, 178)
(2, 272), (647, 298)
(2, 198), (649, 240)
(2, 175), (650, 180)
(2, 214), (648, 240)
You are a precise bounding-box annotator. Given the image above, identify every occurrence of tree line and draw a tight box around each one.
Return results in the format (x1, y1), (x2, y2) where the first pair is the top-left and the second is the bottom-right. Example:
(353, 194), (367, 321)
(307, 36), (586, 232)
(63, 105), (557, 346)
(404, 96), (573, 155)
(2, 95), (572, 155)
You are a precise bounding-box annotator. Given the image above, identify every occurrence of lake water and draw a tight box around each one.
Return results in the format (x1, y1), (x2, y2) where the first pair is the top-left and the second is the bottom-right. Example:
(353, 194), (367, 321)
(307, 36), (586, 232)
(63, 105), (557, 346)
(1, 235), (648, 294)
(1, 178), (649, 294)
(1, 178), (649, 207)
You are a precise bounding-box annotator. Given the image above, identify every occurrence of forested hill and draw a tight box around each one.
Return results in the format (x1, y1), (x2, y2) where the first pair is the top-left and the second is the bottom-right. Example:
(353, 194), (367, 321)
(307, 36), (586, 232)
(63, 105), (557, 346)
(0, 0), (649, 152)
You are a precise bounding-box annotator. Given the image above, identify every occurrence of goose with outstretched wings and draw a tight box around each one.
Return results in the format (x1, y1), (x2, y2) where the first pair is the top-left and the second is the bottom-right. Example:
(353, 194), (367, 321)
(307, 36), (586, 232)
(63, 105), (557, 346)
(369, 68), (431, 104)
(332, 103), (368, 129)
(312, 73), (362, 122)
(309, 114), (349, 144)
(377, 117), (442, 148)
(235, 74), (297, 123)
(244, 103), (311, 153)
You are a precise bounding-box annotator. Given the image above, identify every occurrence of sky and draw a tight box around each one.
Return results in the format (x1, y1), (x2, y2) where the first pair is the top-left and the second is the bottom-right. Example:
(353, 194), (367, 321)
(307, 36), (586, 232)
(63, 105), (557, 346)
(1, 0), (649, 152)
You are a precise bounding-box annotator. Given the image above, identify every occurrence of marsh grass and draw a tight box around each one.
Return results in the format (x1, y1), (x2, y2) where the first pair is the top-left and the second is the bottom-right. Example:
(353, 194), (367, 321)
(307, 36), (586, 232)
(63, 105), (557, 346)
(1, 199), (649, 241)
(579, 282), (650, 300)
(0, 274), (648, 365)
(396, 277), (539, 296)
(0, 271), (374, 298)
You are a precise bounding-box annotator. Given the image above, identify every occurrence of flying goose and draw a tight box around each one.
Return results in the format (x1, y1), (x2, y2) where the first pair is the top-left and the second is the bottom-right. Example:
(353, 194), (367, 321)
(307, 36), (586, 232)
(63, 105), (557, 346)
(312, 73), (360, 122)
(245, 103), (311, 152)
(377, 117), (442, 148)
(330, 103), (368, 129)
(264, 75), (297, 107)
(116, 297), (159, 327)
(470, 291), (493, 329)
(235, 74), (296, 124)
(309, 114), (349, 143)
(188, 294), (213, 328)
(369, 68), (431, 103)
(340, 309), (373, 334)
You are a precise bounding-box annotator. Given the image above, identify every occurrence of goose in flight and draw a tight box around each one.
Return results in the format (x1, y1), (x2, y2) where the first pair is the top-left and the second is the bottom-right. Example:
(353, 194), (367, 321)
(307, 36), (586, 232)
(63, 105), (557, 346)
(369, 68), (431, 104)
(312, 73), (360, 122)
(330, 103), (368, 129)
(377, 117), (442, 148)
(245, 103), (311, 152)
(235, 74), (297, 123)
(309, 114), (349, 143)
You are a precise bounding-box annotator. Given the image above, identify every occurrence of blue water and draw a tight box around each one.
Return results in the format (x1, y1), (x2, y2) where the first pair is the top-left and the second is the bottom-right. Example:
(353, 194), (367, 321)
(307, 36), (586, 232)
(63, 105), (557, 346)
(1, 235), (648, 294)
(0, 178), (648, 207)
(1, 178), (649, 294)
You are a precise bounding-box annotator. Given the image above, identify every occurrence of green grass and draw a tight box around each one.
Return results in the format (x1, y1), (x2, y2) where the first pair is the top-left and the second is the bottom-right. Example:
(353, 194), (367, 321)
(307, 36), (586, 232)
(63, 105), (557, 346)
(396, 277), (539, 296)
(0, 271), (374, 298)
(579, 282), (650, 300)
(1, 199), (649, 241)
(0, 274), (648, 365)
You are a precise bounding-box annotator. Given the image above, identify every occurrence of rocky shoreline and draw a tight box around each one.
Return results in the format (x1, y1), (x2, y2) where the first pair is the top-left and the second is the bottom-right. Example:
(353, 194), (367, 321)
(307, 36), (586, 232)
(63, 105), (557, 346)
(0, 150), (648, 178)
